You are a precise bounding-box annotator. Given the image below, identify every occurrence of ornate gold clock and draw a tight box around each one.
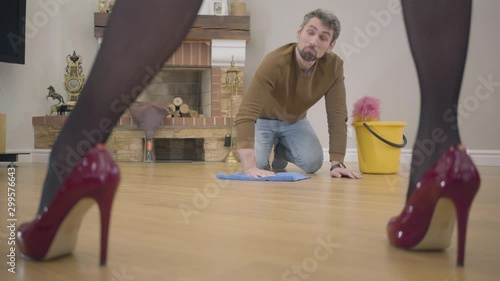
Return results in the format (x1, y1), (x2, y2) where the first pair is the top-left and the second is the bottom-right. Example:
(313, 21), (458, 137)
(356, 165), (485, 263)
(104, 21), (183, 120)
(63, 51), (85, 109)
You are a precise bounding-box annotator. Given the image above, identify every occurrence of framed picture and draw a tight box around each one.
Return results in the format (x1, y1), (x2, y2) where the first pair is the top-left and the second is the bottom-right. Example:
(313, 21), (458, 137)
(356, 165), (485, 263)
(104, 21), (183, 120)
(210, 0), (228, 16)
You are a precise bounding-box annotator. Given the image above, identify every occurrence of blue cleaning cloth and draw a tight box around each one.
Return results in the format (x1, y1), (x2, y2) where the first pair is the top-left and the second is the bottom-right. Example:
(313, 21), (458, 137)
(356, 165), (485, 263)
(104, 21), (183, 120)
(216, 172), (310, 181)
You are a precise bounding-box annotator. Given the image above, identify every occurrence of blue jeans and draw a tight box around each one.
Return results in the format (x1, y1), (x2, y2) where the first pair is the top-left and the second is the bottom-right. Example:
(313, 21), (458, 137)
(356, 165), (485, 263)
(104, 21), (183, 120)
(254, 118), (323, 173)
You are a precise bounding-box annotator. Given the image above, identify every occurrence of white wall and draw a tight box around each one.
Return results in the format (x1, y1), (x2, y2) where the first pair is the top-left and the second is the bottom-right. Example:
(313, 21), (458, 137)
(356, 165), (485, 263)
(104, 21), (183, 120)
(0, 0), (499, 157)
(242, 0), (500, 152)
(0, 0), (98, 151)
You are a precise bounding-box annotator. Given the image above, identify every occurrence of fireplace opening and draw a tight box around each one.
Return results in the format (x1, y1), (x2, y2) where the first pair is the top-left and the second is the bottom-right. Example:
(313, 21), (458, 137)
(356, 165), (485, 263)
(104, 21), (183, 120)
(153, 138), (205, 161)
(138, 68), (212, 117)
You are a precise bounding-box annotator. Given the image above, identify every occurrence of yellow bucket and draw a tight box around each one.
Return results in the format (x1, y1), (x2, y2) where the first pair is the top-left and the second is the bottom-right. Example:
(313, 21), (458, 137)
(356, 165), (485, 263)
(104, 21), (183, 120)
(353, 122), (407, 174)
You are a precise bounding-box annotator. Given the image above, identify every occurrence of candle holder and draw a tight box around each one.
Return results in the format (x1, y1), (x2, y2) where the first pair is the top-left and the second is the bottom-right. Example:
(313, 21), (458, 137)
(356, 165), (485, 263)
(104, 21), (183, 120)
(224, 56), (241, 163)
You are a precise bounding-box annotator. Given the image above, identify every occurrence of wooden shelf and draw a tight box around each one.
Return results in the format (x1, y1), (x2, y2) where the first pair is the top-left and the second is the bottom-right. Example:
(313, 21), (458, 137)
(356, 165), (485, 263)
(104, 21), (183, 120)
(94, 13), (250, 41)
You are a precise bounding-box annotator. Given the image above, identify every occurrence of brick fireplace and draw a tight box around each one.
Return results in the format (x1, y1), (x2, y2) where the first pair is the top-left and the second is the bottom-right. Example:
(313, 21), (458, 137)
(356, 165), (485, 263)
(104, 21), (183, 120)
(32, 15), (250, 162)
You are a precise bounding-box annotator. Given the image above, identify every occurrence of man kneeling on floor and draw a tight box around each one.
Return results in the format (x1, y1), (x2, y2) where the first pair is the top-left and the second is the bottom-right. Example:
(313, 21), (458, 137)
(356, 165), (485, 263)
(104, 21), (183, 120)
(234, 8), (362, 179)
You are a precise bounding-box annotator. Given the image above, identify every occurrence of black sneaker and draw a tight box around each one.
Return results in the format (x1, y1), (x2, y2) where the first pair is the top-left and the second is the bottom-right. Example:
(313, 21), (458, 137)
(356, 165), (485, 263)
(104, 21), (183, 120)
(272, 142), (288, 170)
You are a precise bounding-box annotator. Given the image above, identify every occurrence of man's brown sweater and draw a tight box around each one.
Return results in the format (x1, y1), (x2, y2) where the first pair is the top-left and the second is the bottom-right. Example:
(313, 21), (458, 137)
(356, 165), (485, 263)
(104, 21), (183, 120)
(235, 43), (348, 162)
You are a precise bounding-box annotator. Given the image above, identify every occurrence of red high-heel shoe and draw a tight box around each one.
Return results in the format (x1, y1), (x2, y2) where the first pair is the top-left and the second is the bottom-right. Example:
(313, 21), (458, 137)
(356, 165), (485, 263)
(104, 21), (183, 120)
(17, 144), (120, 265)
(387, 144), (480, 266)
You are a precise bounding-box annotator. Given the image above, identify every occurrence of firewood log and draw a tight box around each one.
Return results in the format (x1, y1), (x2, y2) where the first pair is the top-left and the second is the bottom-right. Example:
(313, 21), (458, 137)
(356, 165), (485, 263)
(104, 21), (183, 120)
(189, 110), (198, 118)
(173, 97), (183, 106)
(179, 103), (190, 114)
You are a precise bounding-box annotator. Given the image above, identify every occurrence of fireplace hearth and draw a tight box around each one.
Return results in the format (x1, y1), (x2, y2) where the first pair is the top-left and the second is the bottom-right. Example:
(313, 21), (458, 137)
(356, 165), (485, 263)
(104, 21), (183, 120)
(154, 138), (204, 161)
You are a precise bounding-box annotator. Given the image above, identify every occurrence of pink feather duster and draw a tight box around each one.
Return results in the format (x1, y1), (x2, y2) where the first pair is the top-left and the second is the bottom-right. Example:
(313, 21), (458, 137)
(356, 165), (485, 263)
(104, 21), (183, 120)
(351, 96), (381, 123)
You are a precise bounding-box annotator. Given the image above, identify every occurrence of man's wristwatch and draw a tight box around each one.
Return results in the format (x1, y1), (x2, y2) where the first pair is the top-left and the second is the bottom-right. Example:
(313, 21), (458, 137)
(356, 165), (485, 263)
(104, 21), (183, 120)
(330, 162), (346, 171)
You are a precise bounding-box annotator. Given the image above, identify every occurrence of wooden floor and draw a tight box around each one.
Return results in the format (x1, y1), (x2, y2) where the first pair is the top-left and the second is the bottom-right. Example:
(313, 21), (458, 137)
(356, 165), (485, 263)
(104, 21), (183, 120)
(0, 161), (499, 281)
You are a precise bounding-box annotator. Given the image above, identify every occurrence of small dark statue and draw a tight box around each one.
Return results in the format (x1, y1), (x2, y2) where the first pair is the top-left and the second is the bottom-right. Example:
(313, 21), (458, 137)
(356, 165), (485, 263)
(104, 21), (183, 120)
(45, 86), (65, 115)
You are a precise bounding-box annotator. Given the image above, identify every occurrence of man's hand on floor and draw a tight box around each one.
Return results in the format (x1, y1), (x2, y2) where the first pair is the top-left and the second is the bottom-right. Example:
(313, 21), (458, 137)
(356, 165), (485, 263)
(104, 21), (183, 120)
(330, 167), (362, 179)
(244, 166), (275, 177)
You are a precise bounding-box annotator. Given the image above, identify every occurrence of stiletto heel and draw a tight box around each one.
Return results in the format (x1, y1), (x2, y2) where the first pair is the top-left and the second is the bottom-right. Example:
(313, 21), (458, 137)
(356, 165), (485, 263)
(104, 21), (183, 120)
(97, 191), (114, 266)
(387, 145), (480, 266)
(451, 183), (477, 266)
(455, 198), (470, 266)
(17, 144), (120, 265)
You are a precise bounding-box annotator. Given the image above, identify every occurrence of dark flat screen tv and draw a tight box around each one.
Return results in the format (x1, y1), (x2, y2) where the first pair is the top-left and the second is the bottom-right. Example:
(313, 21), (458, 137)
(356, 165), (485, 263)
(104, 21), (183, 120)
(0, 0), (27, 64)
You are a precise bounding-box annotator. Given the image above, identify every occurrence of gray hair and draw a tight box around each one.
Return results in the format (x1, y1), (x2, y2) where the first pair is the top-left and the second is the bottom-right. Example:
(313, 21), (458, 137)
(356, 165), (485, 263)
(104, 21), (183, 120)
(300, 9), (341, 42)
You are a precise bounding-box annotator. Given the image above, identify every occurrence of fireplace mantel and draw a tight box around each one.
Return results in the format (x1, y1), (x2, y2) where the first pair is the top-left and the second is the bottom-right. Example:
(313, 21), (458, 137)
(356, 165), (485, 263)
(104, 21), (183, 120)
(94, 13), (250, 42)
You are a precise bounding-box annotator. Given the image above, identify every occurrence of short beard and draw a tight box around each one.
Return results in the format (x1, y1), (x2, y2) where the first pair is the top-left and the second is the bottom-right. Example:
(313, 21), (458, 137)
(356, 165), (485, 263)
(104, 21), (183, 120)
(298, 48), (317, 62)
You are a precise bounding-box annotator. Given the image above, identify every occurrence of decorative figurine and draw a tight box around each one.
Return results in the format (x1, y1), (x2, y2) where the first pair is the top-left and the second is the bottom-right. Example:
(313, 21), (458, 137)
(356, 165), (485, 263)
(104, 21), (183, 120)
(45, 86), (65, 115)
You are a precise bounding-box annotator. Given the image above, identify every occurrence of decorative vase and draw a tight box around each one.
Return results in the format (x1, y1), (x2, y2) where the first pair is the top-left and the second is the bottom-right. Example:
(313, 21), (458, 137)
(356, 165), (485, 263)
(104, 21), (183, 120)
(230, 0), (246, 16)
(129, 101), (171, 163)
(98, 0), (107, 13)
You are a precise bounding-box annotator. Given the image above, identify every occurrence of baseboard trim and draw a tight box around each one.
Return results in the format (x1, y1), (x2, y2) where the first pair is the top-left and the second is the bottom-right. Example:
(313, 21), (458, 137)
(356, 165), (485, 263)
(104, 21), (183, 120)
(31, 149), (51, 163)
(4, 149), (33, 163)
(324, 148), (500, 167)
(466, 149), (500, 166)
(11, 148), (500, 167)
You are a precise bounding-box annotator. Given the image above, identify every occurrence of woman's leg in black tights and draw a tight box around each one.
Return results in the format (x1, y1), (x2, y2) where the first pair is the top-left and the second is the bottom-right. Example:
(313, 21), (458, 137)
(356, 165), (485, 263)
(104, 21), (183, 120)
(401, 0), (472, 201)
(37, 0), (202, 215)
